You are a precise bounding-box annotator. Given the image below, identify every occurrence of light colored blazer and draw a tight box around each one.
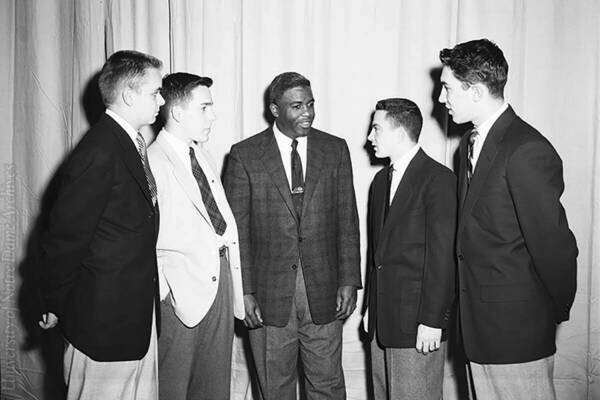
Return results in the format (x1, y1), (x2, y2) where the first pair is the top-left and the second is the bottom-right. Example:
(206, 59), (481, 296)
(148, 131), (244, 327)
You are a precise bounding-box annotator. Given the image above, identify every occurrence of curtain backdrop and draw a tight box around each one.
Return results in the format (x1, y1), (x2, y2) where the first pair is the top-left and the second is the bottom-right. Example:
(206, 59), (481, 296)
(1, 1), (598, 399)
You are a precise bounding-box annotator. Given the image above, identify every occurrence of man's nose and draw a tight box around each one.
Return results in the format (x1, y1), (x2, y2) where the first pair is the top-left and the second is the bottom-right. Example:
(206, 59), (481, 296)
(438, 89), (446, 103)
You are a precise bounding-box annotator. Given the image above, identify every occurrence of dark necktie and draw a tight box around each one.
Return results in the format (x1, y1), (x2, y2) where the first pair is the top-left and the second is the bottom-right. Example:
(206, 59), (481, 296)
(384, 164), (394, 220)
(467, 129), (479, 184)
(135, 133), (157, 206)
(189, 147), (227, 235)
(291, 139), (305, 219)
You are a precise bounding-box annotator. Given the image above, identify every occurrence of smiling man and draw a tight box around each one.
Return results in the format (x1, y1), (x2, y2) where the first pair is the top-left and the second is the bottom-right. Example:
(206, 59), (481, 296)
(364, 98), (456, 399)
(147, 73), (244, 400)
(439, 39), (578, 399)
(224, 72), (361, 399)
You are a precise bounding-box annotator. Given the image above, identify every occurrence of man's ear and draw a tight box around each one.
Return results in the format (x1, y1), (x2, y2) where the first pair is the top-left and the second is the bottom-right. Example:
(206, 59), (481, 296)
(171, 104), (182, 123)
(471, 83), (486, 102)
(122, 85), (135, 107)
(269, 103), (279, 119)
(398, 126), (415, 146)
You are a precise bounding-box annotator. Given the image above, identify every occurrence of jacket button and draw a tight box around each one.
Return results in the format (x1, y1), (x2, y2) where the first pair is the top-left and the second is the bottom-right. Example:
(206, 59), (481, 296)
(291, 264), (298, 270)
(298, 236), (304, 242)
(377, 265), (382, 270)
(458, 254), (464, 260)
(212, 276), (217, 282)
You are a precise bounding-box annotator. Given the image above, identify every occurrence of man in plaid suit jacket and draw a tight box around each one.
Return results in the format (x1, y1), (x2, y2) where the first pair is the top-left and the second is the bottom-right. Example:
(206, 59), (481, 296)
(224, 72), (361, 399)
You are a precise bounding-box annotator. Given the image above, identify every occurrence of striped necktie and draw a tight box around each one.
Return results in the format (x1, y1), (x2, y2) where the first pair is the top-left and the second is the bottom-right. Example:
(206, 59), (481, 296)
(135, 133), (157, 206)
(189, 147), (227, 235)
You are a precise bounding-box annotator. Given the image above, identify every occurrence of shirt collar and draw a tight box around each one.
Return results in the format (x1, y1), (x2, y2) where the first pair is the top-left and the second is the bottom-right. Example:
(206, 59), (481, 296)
(474, 102), (509, 138)
(160, 128), (195, 167)
(273, 123), (307, 148)
(105, 109), (138, 143)
(390, 143), (420, 172)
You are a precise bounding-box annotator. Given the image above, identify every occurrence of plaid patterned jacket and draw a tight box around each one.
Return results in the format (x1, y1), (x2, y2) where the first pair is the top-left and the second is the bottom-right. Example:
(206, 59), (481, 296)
(224, 127), (361, 326)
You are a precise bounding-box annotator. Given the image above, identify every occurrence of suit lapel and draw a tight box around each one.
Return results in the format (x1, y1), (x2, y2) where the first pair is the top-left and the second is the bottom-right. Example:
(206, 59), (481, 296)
(370, 168), (387, 264)
(259, 129), (298, 223)
(302, 129), (326, 216)
(375, 150), (425, 260)
(458, 107), (516, 234)
(457, 136), (469, 212)
(155, 133), (212, 225)
(105, 115), (153, 207)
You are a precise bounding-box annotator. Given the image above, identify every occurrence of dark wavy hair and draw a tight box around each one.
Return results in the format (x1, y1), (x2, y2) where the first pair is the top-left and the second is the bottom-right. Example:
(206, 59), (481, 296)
(439, 38), (508, 99)
(98, 50), (163, 106)
(375, 98), (423, 142)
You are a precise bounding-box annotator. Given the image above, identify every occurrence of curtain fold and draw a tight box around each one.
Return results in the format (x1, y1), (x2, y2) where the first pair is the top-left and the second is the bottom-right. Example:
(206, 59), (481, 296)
(589, 6), (600, 400)
(1, 1), (598, 399)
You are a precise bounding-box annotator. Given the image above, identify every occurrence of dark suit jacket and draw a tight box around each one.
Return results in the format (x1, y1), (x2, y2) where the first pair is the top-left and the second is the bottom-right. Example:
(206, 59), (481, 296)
(223, 127), (361, 326)
(365, 149), (456, 348)
(456, 106), (578, 364)
(41, 113), (159, 362)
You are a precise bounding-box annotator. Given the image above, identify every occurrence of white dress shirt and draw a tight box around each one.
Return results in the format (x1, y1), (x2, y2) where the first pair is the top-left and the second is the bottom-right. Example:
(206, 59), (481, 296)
(389, 144), (420, 205)
(273, 123), (307, 189)
(471, 103), (509, 168)
(105, 109), (139, 146)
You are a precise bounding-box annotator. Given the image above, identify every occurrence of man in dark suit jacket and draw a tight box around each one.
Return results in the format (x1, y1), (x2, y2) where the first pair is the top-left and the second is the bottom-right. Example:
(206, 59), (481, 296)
(39, 50), (164, 399)
(439, 39), (578, 399)
(224, 72), (361, 399)
(363, 98), (456, 399)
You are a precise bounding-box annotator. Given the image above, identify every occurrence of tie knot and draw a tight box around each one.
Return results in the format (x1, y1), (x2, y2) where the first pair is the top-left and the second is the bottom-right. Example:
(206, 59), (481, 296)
(189, 147), (196, 158)
(136, 132), (146, 153)
(292, 139), (299, 151)
(469, 129), (479, 145)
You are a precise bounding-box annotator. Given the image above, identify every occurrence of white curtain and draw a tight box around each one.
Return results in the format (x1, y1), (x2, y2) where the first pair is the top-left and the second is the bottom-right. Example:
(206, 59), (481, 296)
(1, 1), (598, 399)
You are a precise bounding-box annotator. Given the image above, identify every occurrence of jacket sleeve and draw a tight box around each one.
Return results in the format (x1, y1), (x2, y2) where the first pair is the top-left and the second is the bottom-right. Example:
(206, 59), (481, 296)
(335, 141), (361, 288)
(507, 140), (578, 322)
(223, 145), (255, 294)
(40, 146), (114, 317)
(417, 171), (457, 328)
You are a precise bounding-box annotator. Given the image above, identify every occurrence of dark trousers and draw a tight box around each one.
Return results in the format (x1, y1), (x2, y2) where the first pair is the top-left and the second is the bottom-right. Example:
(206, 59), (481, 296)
(158, 253), (234, 400)
(248, 267), (345, 400)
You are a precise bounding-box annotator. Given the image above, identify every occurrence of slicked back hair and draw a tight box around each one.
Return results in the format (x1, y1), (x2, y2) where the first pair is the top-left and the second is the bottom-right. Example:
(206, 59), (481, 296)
(268, 72), (311, 105)
(439, 38), (508, 99)
(98, 50), (163, 106)
(159, 72), (213, 122)
(375, 98), (423, 143)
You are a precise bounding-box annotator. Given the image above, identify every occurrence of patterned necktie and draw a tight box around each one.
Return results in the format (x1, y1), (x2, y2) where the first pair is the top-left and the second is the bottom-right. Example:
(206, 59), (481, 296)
(189, 147), (227, 235)
(291, 138), (305, 219)
(467, 129), (479, 184)
(384, 164), (394, 220)
(135, 133), (157, 206)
